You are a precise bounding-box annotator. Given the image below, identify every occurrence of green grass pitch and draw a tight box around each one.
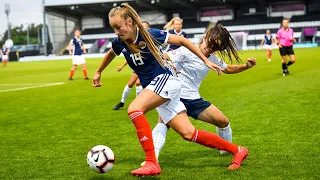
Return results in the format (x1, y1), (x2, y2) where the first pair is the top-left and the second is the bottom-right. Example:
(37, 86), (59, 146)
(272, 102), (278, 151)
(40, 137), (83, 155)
(0, 47), (319, 179)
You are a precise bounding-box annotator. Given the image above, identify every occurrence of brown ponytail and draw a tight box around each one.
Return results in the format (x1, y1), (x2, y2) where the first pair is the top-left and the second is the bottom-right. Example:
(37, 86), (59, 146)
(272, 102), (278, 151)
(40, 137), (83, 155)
(205, 24), (241, 64)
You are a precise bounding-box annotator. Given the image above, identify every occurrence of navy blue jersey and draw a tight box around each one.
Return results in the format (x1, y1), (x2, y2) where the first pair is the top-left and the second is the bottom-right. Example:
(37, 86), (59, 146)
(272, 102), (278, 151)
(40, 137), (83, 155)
(167, 29), (188, 51)
(1, 48), (8, 54)
(112, 28), (172, 88)
(70, 37), (84, 55)
(264, 34), (273, 45)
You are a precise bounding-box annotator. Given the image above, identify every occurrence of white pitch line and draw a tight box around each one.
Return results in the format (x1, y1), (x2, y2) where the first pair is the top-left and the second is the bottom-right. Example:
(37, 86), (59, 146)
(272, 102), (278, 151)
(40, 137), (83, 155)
(0, 82), (65, 93)
(0, 83), (53, 86)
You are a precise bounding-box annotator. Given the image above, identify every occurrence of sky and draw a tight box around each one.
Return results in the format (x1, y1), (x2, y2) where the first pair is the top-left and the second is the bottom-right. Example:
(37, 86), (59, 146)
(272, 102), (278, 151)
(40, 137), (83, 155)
(0, 0), (43, 38)
(0, 0), (126, 39)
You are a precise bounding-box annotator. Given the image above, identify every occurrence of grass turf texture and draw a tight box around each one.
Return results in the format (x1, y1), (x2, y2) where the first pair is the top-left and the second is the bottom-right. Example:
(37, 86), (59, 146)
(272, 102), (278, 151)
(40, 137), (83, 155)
(0, 47), (319, 180)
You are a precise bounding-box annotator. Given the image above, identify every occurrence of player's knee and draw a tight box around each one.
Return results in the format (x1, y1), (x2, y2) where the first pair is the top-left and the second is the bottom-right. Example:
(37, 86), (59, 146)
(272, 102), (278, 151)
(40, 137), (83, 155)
(127, 83), (134, 88)
(291, 59), (296, 63)
(216, 117), (229, 128)
(180, 130), (194, 141)
(127, 105), (144, 114)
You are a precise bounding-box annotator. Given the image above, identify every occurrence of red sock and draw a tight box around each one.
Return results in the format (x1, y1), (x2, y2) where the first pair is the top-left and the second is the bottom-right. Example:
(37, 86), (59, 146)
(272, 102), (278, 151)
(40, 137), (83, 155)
(128, 111), (157, 163)
(191, 129), (239, 155)
(82, 68), (88, 78)
(69, 69), (75, 78)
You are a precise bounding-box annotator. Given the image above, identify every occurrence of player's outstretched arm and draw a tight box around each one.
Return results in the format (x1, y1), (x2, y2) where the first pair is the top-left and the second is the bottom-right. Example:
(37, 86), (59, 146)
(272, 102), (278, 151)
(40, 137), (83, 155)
(224, 58), (256, 74)
(167, 34), (222, 75)
(92, 49), (116, 87)
(117, 61), (128, 72)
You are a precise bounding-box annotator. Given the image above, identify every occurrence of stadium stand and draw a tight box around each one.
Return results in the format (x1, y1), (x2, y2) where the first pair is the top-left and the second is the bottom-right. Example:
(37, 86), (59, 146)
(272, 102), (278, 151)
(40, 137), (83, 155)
(45, 0), (320, 55)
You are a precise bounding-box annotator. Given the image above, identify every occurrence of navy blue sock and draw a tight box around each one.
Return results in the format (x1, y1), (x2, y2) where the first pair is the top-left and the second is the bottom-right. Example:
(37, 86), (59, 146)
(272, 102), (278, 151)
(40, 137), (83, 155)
(287, 61), (294, 67)
(282, 63), (287, 70)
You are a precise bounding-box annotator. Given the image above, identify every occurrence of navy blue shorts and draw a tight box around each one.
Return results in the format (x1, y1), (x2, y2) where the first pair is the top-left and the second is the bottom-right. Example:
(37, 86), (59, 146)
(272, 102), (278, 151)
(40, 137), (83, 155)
(180, 98), (211, 119)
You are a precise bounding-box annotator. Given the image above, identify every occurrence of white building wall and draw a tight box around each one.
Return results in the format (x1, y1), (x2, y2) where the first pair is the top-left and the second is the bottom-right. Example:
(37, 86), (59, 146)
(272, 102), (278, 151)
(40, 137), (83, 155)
(139, 12), (167, 25)
(82, 16), (104, 30)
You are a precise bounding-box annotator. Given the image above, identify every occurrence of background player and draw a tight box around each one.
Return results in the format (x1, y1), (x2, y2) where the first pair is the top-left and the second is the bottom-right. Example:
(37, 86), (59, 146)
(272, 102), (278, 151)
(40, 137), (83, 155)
(260, 29), (275, 62)
(164, 17), (188, 51)
(92, 4), (248, 176)
(1, 44), (10, 67)
(113, 21), (150, 110)
(276, 18), (296, 76)
(68, 29), (89, 80)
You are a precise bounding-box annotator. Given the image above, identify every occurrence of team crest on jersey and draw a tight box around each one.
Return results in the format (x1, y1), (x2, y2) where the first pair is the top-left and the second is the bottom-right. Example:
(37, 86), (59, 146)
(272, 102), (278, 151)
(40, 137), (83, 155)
(138, 41), (147, 49)
(160, 30), (165, 35)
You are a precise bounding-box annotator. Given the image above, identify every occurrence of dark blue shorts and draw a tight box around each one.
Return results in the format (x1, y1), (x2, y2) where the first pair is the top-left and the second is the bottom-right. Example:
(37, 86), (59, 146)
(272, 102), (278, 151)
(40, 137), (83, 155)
(180, 98), (211, 119)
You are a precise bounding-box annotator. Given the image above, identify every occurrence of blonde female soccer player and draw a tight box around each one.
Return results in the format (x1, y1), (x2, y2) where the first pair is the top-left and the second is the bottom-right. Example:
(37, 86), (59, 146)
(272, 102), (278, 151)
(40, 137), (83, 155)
(68, 29), (89, 80)
(164, 17), (188, 51)
(92, 4), (248, 176)
(113, 21), (150, 110)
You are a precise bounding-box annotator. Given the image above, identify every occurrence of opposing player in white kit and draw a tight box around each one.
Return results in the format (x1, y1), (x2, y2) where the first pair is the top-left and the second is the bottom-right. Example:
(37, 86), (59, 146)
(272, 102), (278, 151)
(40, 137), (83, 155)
(113, 21), (150, 110)
(1, 44), (10, 67)
(149, 24), (256, 161)
(92, 4), (248, 176)
(260, 29), (275, 62)
(68, 29), (89, 80)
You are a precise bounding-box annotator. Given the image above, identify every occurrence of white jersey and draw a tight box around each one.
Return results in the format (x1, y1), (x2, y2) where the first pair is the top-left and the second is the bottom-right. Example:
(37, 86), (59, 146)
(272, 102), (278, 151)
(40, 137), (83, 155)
(167, 46), (228, 99)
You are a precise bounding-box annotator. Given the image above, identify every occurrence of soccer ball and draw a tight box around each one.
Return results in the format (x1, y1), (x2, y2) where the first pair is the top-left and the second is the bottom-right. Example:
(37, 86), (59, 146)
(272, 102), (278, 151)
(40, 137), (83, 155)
(87, 145), (115, 173)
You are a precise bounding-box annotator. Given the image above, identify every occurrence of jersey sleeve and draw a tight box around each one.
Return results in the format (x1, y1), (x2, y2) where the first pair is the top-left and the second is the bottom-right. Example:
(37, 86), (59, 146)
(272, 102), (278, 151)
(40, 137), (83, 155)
(148, 28), (169, 45)
(166, 46), (186, 64)
(276, 29), (281, 39)
(69, 39), (74, 45)
(209, 55), (228, 70)
(183, 32), (188, 38)
(111, 37), (122, 56)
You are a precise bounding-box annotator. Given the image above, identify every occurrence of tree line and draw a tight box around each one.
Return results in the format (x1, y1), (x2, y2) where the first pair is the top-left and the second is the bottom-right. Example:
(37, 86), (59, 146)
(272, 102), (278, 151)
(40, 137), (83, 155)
(0, 24), (43, 46)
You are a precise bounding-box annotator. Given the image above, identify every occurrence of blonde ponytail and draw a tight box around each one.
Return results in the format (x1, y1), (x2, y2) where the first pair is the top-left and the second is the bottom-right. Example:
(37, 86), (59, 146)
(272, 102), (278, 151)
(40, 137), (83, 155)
(163, 17), (183, 31)
(109, 3), (166, 68)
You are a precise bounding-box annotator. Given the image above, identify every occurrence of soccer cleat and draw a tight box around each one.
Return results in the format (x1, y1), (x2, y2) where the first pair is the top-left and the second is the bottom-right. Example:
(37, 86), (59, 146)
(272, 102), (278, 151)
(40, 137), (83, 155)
(228, 146), (248, 170)
(68, 78), (74, 80)
(131, 161), (161, 177)
(268, 59), (271, 62)
(282, 70), (287, 76)
(84, 77), (89, 80)
(113, 102), (124, 110)
(285, 69), (289, 75)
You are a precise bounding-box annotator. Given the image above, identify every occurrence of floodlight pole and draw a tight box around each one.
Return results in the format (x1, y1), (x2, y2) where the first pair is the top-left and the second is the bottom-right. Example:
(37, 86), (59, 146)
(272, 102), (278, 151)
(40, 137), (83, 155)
(42, 0), (47, 55)
(26, 24), (30, 45)
(5, 4), (10, 39)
